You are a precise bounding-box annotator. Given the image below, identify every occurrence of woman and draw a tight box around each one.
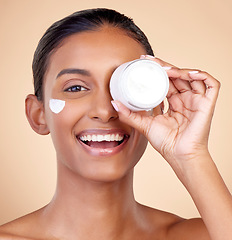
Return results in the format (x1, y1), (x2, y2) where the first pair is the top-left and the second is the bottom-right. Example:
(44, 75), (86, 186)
(0, 8), (231, 240)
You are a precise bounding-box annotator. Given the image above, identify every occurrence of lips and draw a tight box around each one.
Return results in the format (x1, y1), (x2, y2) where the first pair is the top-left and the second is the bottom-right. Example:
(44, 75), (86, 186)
(76, 129), (130, 156)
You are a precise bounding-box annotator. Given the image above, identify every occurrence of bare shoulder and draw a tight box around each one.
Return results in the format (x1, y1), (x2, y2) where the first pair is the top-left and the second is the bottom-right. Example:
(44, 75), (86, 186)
(167, 217), (211, 240)
(0, 209), (52, 240)
(137, 203), (210, 240)
(0, 213), (35, 240)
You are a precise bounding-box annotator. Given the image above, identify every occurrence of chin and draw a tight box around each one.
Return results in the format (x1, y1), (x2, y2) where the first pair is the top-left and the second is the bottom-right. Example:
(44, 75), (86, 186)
(56, 130), (148, 184)
(85, 166), (134, 183)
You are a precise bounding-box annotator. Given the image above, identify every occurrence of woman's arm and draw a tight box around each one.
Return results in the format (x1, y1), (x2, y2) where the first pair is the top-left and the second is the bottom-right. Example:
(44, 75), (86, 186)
(111, 55), (232, 240)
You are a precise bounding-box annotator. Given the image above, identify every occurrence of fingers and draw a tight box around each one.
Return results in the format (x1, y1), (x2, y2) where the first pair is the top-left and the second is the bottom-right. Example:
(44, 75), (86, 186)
(188, 78), (207, 95)
(115, 55), (220, 132)
(140, 55), (175, 68)
(189, 71), (221, 103)
(167, 70), (207, 97)
(140, 55), (220, 101)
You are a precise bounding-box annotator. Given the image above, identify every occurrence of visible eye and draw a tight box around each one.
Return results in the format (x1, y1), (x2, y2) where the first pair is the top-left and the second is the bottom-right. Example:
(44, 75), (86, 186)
(64, 85), (88, 92)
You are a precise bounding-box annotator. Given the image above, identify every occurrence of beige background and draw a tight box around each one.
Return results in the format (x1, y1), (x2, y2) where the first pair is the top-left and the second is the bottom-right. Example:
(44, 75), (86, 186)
(1, 0), (232, 224)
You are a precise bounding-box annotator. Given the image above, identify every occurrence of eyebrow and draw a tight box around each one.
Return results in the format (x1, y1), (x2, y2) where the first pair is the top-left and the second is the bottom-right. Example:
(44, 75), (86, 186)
(56, 68), (91, 79)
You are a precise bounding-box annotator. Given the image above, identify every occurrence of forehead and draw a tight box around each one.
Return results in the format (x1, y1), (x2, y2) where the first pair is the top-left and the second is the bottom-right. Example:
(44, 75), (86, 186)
(47, 27), (146, 71)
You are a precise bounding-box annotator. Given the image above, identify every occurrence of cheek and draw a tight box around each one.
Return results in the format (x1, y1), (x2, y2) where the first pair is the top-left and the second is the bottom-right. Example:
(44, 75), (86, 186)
(46, 98), (86, 124)
(45, 99), (86, 147)
(49, 99), (65, 114)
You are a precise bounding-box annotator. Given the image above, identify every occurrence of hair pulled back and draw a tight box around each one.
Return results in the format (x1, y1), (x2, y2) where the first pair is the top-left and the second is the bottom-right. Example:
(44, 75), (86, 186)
(32, 8), (154, 101)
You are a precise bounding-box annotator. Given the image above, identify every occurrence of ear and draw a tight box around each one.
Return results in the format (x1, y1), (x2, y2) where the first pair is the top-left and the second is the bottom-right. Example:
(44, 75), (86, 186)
(25, 94), (50, 135)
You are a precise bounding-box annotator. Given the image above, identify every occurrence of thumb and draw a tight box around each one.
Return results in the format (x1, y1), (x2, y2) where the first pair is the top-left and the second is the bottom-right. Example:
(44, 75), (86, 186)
(111, 100), (152, 136)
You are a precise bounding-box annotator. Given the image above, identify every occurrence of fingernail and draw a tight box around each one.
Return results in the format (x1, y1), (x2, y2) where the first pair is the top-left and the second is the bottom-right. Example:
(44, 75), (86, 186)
(111, 101), (119, 112)
(145, 55), (155, 59)
(140, 55), (155, 59)
(162, 66), (172, 70)
(189, 70), (199, 74)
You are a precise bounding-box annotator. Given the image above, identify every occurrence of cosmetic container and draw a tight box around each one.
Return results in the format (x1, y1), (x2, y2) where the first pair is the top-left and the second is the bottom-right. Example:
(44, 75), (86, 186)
(110, 59), (169, 111)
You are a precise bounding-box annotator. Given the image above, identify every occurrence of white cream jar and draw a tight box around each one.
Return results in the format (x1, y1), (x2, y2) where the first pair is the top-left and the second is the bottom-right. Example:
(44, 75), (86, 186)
(110, 59), (169, 111)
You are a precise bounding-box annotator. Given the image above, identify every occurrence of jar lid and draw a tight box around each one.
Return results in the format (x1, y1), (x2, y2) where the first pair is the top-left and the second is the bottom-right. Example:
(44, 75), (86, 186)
(121, 59), (169, 110)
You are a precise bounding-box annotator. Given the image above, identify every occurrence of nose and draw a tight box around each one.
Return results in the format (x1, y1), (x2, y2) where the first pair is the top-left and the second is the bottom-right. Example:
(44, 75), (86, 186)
(88, 89), (118, 123)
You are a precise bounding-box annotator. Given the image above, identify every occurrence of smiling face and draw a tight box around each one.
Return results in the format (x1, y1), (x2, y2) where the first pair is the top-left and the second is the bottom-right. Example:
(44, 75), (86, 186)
(40, 26), (158, 182)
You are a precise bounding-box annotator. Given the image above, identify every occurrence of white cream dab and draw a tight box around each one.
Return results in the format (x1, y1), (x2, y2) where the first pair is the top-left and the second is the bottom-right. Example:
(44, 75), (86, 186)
(49, 99), (65, 114)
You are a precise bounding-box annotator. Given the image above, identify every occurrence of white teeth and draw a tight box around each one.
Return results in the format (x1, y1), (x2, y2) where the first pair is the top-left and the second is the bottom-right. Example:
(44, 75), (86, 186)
(105, 135), (111, 141)
(92, 135), (97, 141)
(87, 135), (91, 141)
(79, 134), (124, 142)
(110, 134), (115, 141)
(97, 135), (104, 141)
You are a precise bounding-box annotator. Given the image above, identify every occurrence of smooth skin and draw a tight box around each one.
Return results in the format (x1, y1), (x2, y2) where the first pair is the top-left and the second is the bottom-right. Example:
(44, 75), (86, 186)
(0, 26), (231, 240)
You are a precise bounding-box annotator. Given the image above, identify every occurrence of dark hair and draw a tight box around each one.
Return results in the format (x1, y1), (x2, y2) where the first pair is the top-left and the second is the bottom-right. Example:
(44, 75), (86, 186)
(32, 8), (154, 101)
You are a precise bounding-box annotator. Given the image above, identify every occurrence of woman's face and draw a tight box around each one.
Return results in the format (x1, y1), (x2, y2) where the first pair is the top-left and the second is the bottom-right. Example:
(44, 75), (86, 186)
(43, 26), (160, 182)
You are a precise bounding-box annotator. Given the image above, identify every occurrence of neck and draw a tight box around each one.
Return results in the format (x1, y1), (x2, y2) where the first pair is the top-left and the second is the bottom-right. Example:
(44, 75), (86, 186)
(41, 161), (140, 239)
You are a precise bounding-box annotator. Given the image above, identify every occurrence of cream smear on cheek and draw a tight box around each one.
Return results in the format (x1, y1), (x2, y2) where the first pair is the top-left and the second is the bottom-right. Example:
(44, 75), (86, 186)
(49, 99), (65, 114)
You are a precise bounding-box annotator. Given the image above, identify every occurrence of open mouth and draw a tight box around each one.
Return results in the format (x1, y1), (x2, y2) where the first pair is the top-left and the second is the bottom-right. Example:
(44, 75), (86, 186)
(78, 133), (129, 149)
